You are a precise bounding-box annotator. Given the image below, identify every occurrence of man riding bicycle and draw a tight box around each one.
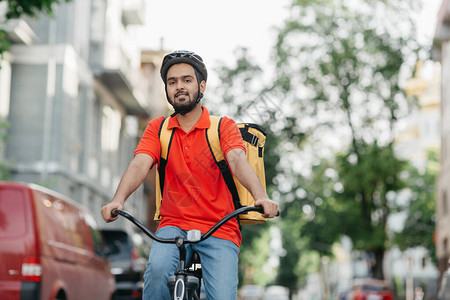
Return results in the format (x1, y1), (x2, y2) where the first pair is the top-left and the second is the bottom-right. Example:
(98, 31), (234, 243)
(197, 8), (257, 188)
(100, 50), (278, 300)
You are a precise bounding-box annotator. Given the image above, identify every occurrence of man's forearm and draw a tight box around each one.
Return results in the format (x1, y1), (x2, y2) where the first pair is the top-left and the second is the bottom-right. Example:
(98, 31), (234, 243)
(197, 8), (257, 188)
(232, 161), (267, 200)
(226, 149), (268, 200)
(112, 154), (153, 204)
(226, 148), (278, 218)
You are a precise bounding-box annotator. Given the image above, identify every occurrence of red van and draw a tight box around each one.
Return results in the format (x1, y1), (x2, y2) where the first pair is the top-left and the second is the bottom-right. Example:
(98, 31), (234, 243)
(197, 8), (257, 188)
(0, 182), (116, 300)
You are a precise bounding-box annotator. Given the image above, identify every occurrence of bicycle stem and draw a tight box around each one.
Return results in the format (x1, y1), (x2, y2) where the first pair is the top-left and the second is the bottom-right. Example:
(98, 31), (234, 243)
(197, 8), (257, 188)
(175, 236), (187, 272)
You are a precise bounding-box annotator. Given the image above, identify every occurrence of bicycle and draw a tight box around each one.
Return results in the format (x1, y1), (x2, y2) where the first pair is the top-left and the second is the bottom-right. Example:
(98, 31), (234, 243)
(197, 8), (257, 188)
(111, 206), (273, 300)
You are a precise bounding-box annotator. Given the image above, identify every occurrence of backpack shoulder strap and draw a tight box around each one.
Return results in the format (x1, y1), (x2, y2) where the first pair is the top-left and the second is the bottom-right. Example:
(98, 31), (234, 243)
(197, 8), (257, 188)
(157, 117), (175, 204)
(205, 116), (242, 211)
(206, 116), (224, 161)
(159, 117), (174, 160)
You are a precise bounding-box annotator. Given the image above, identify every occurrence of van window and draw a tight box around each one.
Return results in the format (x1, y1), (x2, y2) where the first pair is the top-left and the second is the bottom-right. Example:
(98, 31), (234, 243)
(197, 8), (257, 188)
(0, 188), (27, 238)
(90, 227), (105, 256)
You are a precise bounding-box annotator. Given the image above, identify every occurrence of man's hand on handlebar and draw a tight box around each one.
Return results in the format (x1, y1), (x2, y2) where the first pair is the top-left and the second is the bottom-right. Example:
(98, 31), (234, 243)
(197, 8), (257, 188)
(254, 198), (279, 218)
(100, 200), (123, 223)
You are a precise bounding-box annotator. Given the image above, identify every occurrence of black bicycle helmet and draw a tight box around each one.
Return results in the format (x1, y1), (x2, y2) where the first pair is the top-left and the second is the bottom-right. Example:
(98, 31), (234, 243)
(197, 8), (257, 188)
(160, 50), (208, 116)
(160, 50), (208, 83)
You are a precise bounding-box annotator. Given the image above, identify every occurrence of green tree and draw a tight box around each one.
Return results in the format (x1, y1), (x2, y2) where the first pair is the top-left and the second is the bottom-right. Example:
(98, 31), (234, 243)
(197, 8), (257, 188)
(394, 150), (439, 264)
(273, 0), (422, 281)
(0, 0), (70, 58)
(212, 0), (428, 292)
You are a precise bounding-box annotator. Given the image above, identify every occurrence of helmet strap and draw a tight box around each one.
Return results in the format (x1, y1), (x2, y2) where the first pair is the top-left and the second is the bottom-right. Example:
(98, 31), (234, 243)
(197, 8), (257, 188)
(170, 95), (202, 117)
(169, 88), (203, 118)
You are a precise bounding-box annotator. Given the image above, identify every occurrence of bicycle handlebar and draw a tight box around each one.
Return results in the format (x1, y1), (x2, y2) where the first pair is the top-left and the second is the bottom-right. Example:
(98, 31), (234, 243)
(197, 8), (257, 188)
(111, 206), (272, 244)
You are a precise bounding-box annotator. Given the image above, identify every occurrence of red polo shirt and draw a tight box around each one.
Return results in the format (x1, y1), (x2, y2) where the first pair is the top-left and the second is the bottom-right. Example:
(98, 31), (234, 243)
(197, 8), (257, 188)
(135, 107), (245, 246)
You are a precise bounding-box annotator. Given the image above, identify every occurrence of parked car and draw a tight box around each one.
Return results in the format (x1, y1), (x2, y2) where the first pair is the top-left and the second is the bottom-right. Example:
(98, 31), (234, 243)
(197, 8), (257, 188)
(348, 278), (394, 300)
(101, 229), (145, 300)
(0, 182), (115, 300)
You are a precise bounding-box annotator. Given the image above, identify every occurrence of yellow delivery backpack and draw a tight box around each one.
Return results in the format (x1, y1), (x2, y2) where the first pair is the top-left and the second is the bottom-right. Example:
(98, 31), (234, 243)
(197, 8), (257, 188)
(154, 116), (267, 225)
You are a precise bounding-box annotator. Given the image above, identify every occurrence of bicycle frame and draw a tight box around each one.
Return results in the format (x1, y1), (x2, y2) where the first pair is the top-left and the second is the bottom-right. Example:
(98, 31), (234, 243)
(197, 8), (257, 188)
(111, 206), (266, 300)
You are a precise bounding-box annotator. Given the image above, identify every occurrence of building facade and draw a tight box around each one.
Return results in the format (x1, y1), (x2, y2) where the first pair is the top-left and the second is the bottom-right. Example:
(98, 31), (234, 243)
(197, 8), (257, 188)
(434, 0), (450, 281)
(0, 0), (167, 226)
(397, 60), (441, 170)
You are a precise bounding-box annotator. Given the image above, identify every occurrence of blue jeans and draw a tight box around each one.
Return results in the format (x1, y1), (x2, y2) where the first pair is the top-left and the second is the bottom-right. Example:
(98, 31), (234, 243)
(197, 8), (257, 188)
(142, 226), (239, 300)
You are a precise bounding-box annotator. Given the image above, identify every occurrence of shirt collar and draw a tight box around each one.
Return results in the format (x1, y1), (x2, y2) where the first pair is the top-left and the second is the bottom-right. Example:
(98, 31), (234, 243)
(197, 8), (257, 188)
(167, 106), (211, 130)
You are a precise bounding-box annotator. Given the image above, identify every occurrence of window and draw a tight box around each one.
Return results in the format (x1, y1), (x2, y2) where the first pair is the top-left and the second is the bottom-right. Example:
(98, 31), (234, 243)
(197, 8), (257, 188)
(84, 212), (105, 256)
(101, 106), (122, 152)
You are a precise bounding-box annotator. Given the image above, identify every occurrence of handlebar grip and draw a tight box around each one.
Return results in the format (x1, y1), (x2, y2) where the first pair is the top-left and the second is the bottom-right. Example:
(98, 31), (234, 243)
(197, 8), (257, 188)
(254, 205), (280, 217)
(111, 209), (118, 218)
(255, 205), (265, 214)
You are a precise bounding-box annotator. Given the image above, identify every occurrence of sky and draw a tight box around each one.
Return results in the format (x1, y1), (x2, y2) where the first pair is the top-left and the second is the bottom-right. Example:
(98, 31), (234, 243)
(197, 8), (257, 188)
(136, 0), (291, 85)
(137, 0), (443, 86)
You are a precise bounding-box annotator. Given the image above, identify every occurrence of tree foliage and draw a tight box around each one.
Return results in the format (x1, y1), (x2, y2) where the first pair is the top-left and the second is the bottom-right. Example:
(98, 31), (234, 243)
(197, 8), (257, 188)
(394, 150), (439, 263)
(303, 143), (410, 276)
(2, 0), (67, 19)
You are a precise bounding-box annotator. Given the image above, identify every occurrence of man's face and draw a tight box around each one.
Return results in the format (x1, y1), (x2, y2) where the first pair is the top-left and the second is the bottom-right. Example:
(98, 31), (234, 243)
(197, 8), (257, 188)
(166, 63), (206, 112)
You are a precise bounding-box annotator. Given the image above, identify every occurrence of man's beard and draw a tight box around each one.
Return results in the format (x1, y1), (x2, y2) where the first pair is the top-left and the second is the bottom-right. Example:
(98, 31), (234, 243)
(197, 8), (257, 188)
(171, 90), (199, 112)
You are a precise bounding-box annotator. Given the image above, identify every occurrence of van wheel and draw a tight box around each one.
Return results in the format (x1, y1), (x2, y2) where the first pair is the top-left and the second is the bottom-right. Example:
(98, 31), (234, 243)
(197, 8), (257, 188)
(54, 290), (66, 300)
